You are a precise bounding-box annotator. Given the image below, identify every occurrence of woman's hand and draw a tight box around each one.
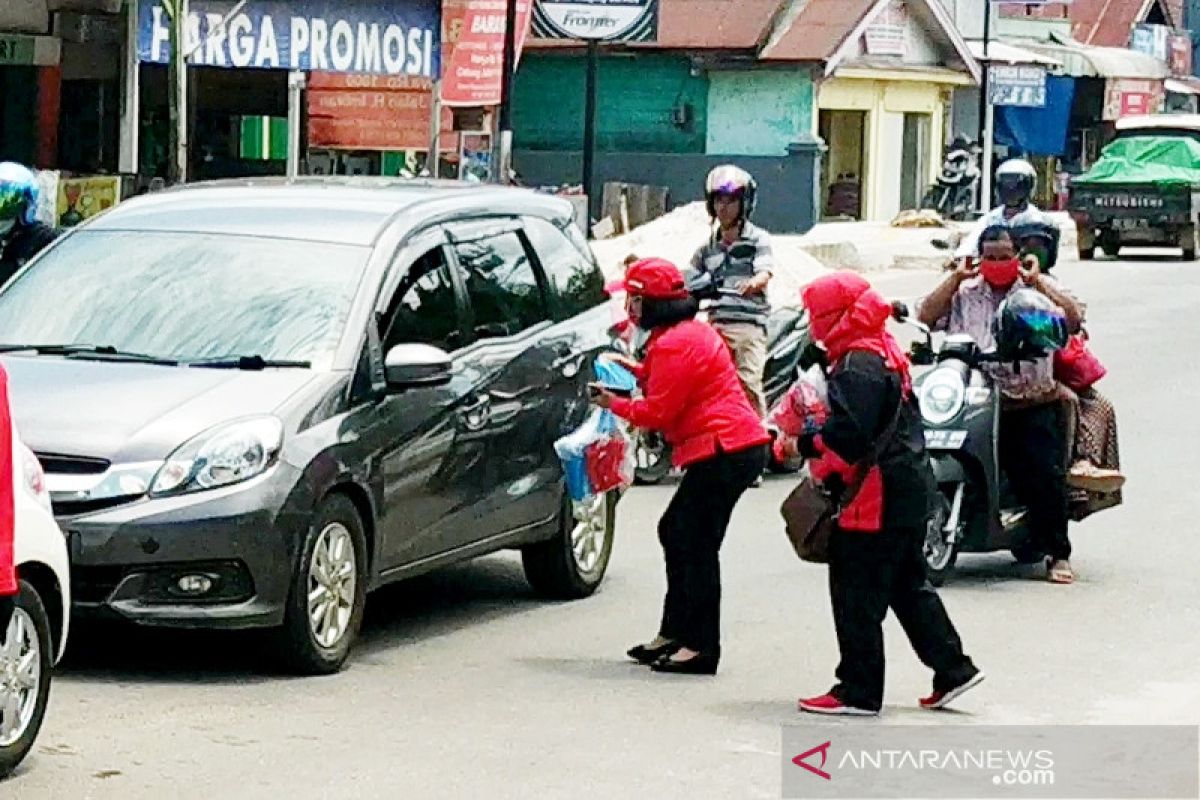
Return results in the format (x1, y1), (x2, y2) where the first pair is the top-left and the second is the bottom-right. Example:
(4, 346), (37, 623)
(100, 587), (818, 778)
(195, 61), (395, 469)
(739, 272), (771, 296)
(1020, 256), (1042, 287)
(601, 352), (641, 374)
(589, 384), (617, 409)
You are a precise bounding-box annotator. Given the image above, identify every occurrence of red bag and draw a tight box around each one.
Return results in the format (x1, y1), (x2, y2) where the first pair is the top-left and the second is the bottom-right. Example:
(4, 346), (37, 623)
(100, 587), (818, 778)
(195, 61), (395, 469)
(585, 435), (630, 494)
(1054, 334), (1107, 392)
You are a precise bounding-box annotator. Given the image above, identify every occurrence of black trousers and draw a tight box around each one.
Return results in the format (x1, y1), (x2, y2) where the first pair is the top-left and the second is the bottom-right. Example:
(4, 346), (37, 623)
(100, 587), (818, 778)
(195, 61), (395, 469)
(1000, 404), (1071, 561)
(829, 527), (977, 711)
(657, 445), (767, 655)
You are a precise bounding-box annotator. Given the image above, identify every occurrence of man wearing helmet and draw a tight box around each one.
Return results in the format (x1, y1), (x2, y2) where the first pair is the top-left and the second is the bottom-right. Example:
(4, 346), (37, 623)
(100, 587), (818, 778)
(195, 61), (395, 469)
(688, 165), (773, 420)
(954, 159), (1040, 260)
(0, 162), (57, 286)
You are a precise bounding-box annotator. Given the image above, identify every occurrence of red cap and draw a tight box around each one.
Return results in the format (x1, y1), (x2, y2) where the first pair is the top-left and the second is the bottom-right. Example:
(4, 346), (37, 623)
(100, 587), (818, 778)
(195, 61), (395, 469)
(623, 258), (690, 300)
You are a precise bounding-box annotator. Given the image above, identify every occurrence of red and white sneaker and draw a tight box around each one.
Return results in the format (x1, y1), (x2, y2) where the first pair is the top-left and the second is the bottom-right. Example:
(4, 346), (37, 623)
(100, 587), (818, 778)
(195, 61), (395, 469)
(919, 671), (986, 710)
(798, 693), (878, 717)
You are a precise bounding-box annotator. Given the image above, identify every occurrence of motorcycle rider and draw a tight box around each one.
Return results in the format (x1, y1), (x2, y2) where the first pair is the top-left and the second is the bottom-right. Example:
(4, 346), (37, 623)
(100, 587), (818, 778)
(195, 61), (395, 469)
(917, 224), (1085, 584)
(954, 158), (1041, 260)
(0, 163), (56, 287)
(927, 135), (979, 217)
(689, 165), (773, 419)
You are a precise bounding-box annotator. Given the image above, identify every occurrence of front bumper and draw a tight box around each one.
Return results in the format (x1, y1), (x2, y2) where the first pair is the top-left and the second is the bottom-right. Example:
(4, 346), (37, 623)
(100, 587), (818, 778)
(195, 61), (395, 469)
(59, 470), (307, 629)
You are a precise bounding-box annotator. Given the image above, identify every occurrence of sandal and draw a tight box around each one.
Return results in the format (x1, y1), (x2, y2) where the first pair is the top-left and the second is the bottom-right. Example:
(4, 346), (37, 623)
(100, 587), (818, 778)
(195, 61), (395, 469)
(1047, 559), (1075, 585)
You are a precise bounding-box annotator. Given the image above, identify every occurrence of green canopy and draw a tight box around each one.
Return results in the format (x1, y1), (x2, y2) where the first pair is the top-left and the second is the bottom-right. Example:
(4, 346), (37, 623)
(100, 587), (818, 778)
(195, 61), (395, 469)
(1074, 135), (1200, 187)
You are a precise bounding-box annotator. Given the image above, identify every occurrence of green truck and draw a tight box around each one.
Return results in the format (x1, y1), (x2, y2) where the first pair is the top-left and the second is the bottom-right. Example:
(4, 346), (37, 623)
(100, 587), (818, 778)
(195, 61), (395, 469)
(1069, 115), (1200, 261)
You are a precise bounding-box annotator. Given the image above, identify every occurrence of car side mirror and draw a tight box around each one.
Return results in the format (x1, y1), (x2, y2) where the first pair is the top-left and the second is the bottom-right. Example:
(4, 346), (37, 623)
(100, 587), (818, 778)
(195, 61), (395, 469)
(384, 344), (452, 391)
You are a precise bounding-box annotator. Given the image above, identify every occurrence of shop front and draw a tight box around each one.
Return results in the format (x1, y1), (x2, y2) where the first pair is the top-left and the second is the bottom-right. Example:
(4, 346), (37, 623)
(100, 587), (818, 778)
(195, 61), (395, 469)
(818, 70), (969, 221)
(0, 30), (61, 168)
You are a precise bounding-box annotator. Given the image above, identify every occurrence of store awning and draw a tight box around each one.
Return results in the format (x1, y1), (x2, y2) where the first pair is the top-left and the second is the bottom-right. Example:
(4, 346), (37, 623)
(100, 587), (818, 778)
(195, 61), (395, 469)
(1166, 77), (1200, 96)
(1016, 39), (1169, 79)
(966, 40), (1062, 68)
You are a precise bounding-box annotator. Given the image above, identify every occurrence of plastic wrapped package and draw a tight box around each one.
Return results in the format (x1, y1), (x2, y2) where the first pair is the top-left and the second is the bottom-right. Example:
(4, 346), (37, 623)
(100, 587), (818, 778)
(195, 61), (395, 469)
(768, 367), (830, 439)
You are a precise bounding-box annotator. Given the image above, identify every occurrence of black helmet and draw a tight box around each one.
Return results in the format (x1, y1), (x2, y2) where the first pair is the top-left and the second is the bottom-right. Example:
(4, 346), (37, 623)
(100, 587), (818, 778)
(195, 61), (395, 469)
(705, 164), (757, 220)
(995, 159), (1037, 208)
(993, 288), (1069, 362)
(1011, 218), (1061, 271)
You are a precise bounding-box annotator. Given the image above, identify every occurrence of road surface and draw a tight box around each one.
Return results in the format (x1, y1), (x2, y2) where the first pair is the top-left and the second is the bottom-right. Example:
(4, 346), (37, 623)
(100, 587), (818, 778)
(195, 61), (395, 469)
(11, 257), (1199, 799)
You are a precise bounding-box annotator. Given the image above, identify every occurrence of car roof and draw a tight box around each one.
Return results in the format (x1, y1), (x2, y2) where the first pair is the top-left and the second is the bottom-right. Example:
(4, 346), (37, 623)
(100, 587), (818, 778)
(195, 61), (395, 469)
(1115, 114), (1200, 134)
(84, 177), (579, 246)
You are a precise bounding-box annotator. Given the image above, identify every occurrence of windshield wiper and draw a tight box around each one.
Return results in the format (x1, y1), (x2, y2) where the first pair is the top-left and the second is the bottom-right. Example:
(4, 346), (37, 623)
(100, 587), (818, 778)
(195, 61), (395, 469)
(187, 355), (312, 371)
(0, 344), (179, 365)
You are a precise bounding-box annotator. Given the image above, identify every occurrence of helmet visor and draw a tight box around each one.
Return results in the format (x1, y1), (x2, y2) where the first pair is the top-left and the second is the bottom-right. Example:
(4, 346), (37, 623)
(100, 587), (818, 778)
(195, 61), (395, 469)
(0, 186), (24, 223)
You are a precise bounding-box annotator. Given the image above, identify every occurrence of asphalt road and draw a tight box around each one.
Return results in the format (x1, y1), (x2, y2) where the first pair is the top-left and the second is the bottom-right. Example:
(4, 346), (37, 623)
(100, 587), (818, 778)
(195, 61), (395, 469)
(10, 257), (1200, 799)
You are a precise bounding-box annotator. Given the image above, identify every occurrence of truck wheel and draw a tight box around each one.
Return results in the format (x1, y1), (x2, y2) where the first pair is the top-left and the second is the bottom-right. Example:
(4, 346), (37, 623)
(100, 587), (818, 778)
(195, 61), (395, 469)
(276, 495), (368, 676)
(1182, 228), (1198, 261)
(0, 581), (54, 779)
(1079, 245), (1096, 261)
(523, 492), (615, 599)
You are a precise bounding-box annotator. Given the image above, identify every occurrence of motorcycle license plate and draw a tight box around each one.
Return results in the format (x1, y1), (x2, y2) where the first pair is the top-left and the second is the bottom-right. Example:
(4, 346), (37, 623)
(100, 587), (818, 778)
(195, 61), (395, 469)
(925, 430), (967, 450)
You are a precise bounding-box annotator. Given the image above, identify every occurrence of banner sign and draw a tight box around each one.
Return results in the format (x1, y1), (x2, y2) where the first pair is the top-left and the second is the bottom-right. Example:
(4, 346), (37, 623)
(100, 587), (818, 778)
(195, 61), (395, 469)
(441, 0), (533, 107)
(307, 73), (457, 151)
(988, 65), (1047, 108)
(1132, 23), (1170, 63)
(532, 0), (658, 42)
(137, 0), (440, 77)
(1103, 78), (1165, 120)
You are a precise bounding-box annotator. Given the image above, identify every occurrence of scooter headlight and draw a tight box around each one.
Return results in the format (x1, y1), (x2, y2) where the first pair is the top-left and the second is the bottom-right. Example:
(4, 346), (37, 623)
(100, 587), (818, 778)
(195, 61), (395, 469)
(919, 368), (966, 425)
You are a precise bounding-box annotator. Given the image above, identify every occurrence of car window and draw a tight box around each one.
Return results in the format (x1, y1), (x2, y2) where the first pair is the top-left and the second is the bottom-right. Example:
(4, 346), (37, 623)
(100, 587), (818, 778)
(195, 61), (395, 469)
(452, 231), (549, 339)
(522, 216), (606, 319)
(381, 246), (464, 353)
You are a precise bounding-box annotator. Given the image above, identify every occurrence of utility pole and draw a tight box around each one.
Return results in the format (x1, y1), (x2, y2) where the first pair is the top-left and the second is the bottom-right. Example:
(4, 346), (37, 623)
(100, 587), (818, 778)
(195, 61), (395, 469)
(493, 0), (519, 183)
(978, 0), (992, 212)
(428, 79), (442, 177)
(166, 0), (189, 184)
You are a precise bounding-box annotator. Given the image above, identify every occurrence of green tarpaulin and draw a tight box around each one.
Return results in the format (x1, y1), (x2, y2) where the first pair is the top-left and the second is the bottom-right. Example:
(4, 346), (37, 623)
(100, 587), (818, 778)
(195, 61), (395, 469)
(1075, 135), (1200, 187)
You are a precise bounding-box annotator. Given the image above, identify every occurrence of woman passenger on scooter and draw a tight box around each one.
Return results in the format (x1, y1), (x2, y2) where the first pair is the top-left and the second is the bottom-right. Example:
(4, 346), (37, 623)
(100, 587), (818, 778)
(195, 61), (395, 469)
(917, 225), (1085, 584)
(1013, 225), (1125, 517)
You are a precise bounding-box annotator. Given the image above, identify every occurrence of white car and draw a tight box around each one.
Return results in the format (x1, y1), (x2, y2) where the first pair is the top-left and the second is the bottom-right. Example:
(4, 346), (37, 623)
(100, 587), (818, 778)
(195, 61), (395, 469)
(0, 426), (69, 779)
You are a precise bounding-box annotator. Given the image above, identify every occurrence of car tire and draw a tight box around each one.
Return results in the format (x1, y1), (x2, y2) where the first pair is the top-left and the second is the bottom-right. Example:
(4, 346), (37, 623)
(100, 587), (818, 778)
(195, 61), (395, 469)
(0, 580), (55, 779)
(523, 492), (615, 600)
(276, 495), (368, 676)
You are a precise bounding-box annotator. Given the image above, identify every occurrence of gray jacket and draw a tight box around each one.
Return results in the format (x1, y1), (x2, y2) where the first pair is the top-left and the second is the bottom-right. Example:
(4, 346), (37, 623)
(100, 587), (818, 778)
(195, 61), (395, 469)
(688, 222), (774, 329)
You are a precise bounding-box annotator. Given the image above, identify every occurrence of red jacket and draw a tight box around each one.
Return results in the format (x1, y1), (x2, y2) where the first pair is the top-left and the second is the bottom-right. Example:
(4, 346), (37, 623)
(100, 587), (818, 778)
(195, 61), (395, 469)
(610, 320), (769, 468)
(0, 365), (15, 596)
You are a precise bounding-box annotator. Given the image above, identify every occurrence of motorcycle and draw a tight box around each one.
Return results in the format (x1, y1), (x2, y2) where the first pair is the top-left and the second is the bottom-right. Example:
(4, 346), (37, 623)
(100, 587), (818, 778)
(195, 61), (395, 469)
(622, 305), (814, 485)
(894, 303), (1047, 586)
(921, 139), (981, 221)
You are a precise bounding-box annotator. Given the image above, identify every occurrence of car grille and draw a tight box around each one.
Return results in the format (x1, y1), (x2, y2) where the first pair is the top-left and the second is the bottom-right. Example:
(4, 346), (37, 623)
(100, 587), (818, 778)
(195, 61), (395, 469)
(36, 453), (110, 475)
(52, 497), (134, 518)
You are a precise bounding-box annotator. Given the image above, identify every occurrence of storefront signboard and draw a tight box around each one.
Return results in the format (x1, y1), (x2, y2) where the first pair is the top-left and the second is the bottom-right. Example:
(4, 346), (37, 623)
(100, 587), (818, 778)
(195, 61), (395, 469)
(531, 0), (658, 42)
(306, 73), (457, 151)
(441, 0), (533, 107)
(137, 0), (440, 78)
(1103, 78), (1166, 120)
(988, 65), (1047, 108)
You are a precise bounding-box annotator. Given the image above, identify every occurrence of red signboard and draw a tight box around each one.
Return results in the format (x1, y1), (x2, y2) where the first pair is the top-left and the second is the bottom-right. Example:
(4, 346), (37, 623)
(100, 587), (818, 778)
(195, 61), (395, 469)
(307, 72), (457, 151)
(1103, 78), (1166, 120)
(440, 0), (533, 107)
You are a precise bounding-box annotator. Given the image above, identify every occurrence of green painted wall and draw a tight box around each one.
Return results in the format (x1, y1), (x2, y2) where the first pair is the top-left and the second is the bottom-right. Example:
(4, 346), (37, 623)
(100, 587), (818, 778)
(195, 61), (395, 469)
(512, 53), (708, 153)
(706, 70), (814, 156)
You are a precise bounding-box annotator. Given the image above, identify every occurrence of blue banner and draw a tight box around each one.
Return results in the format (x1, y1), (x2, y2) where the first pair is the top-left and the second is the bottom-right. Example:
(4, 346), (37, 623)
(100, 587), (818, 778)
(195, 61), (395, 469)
(995, 76), (1076, 158)
(137, 0), (440, 78)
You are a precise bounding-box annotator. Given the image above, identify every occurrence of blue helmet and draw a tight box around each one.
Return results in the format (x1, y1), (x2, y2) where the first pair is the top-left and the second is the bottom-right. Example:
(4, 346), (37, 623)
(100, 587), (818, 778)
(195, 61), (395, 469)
(0, 162), (40, 227)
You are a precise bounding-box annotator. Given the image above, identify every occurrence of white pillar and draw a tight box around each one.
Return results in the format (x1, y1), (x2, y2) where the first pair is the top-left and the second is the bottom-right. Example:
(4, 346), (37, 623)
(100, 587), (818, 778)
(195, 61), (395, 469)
(287, 70), (306, 178)
(980, 93), (995, 211)
(119, 0), (140, 175)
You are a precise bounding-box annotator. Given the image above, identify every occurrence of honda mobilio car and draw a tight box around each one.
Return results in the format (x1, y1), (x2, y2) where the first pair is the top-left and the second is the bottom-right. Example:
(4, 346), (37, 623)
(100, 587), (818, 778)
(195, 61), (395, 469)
(0, 179), (617, 674)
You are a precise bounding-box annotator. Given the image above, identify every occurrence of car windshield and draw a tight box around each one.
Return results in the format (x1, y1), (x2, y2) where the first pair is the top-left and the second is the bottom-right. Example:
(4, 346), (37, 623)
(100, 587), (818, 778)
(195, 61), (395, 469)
(0, 230), (369, 369)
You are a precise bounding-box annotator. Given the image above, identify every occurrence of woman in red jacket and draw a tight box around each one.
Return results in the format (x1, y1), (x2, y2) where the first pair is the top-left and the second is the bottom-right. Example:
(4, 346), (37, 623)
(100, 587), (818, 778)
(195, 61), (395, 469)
(592, 258), (769, 676)
(787, 272), (982, 715)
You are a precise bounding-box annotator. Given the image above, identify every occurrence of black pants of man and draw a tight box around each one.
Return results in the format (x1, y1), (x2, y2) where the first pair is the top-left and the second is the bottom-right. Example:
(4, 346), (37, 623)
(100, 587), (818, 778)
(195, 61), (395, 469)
(1000, 403), (1071, 561)
(829, 527), (978, 711)
(657, 445), (767, 657)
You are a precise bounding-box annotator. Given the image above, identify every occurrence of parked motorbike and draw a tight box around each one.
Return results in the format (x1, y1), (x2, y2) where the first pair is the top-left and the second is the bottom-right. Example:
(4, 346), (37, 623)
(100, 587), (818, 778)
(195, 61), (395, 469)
(894, 303), (1046, 586)
(921, 138), (982, 221)
(619, 305), (813, 485)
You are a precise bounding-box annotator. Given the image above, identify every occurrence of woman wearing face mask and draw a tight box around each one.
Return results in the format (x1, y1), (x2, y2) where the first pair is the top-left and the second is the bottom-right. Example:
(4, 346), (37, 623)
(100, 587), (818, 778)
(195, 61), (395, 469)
(790, 272), (981, 716)
(917, 225), (1086, 585)
(593, 258), (769, 676)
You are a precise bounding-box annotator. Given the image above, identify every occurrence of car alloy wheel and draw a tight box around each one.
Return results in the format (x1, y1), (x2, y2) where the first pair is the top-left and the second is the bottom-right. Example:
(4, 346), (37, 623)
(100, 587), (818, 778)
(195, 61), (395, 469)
(0, 608), (41, 748)
(307, 522), (358, 650)
(570, 494), (609, 578)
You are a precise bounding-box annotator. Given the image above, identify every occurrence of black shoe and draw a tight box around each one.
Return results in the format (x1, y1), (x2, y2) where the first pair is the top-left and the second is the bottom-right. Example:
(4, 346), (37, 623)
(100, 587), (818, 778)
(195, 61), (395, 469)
(627, 641), (681, 665)
(650, 652), (719, 676)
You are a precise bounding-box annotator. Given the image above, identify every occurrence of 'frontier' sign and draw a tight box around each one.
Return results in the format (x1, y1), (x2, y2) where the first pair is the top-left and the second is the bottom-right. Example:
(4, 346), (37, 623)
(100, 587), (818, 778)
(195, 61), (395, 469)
(532, 0), (658, 43)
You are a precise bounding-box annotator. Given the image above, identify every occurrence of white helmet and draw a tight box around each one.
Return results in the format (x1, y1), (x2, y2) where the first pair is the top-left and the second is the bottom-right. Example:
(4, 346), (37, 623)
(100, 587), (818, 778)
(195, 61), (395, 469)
(995, 159), (1037, 206)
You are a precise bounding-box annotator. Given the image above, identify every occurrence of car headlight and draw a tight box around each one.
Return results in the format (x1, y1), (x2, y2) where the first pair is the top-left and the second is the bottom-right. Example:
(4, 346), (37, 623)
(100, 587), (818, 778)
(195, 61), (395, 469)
(919, 368), (966, 425)
(19, 443), (51, 513)
(151, 417), (283, 497)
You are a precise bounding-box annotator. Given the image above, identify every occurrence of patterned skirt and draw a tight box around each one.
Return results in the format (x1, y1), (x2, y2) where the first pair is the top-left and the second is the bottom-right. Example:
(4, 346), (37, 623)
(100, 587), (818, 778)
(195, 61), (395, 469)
(1066, 387), (1123, 522)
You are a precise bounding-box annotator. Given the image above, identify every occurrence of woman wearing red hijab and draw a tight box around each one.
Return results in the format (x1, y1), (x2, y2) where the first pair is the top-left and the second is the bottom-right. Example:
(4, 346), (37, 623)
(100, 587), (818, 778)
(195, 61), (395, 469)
(790, 272), (982, 715)
(592, 258), (769, 676)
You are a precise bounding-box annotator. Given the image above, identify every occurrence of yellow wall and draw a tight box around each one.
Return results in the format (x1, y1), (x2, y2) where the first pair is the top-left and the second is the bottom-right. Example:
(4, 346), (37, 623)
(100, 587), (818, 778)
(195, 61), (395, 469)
(818, 75), (954, 221)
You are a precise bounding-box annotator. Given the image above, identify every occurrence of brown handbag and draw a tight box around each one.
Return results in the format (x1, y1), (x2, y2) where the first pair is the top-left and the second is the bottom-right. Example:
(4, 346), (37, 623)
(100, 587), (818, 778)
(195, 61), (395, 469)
(780, 403), (902, 564)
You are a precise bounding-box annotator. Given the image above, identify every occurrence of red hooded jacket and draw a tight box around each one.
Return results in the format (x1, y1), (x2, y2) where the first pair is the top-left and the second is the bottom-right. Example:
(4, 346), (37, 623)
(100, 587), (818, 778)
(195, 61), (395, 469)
(0, 365), (16, 596)
(610, 319), (769, 468)
(802, 273), (916, 533)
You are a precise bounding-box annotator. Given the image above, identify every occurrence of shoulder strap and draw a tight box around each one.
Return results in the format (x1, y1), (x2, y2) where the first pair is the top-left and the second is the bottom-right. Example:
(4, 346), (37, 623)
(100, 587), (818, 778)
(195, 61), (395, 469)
(840, 394), (904, 500)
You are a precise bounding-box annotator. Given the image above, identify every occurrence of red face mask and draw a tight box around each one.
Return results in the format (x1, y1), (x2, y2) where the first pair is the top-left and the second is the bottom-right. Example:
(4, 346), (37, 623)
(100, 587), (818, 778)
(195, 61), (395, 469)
(980, 258), (1021, 290)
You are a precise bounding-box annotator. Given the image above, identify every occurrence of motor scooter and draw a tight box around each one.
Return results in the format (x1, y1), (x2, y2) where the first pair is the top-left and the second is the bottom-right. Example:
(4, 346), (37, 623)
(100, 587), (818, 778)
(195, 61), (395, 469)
(894, 304), (1044, 585)
(921, 138), (982, 221)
